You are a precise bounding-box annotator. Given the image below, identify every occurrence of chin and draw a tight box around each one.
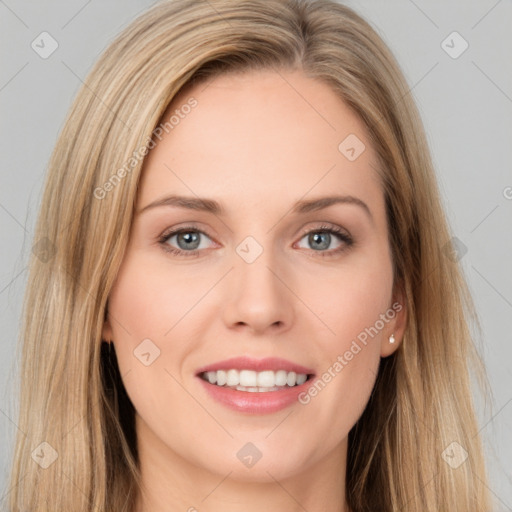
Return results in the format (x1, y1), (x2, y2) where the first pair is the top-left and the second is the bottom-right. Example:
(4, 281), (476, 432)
(191, 440), (317, 483)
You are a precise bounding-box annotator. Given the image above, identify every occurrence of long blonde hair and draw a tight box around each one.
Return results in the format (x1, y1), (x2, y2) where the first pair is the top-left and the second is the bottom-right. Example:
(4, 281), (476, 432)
(7, 0), (491, 510)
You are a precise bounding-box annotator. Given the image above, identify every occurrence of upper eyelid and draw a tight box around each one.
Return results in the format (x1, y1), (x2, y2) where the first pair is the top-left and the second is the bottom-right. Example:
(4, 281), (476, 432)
(160, 221), (348, 235)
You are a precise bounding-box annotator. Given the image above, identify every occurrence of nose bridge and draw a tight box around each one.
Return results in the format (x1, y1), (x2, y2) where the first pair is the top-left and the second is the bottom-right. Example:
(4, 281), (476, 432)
(234, 233), (282, 300)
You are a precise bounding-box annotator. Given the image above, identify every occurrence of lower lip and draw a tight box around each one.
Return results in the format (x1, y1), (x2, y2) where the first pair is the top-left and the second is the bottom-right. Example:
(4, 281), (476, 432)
(197, 376), (314, 414)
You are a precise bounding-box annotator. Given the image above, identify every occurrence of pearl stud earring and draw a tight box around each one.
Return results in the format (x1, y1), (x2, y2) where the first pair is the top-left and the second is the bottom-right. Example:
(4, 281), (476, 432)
(389, 333), (395, 344)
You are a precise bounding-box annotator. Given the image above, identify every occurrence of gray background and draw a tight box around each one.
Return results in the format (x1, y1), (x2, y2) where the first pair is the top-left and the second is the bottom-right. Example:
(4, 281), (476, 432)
(1, 0), (511, 509)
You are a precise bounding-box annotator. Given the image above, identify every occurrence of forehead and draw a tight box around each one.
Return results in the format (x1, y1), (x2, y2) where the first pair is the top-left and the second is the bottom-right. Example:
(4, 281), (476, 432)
(138, 69), (384, 220)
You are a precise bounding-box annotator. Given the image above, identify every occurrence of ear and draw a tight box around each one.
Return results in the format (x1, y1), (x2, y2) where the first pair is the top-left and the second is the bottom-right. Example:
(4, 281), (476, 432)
(102, 301), (114, 342)
(380, 283), (407, 358)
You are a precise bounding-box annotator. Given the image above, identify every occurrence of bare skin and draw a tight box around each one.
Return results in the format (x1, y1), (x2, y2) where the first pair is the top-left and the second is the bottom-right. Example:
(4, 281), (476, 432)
(103, 68), (407, 512)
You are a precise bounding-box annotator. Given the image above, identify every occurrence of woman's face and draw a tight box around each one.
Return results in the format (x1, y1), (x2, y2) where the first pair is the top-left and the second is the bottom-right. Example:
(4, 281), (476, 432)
(103, 68), (406, 484)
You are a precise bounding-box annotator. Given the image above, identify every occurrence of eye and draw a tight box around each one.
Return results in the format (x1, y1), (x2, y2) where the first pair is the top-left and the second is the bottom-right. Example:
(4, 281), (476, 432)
(158, 226), (216, 258)
(158, 223), (354, 258)
(295, 224), (353, 257)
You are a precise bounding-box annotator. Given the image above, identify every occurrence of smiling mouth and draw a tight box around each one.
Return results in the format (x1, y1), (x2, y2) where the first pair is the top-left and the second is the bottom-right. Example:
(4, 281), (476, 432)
(199, 369), (314, 392)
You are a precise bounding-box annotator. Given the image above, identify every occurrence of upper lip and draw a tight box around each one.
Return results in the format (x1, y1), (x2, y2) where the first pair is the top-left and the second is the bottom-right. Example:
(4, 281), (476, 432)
(196, 356), (315, 376)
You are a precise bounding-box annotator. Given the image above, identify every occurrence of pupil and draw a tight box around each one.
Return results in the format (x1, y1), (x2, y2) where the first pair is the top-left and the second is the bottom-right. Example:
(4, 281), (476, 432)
(310, 232), (329, 250)
(178, 232), (200, 250)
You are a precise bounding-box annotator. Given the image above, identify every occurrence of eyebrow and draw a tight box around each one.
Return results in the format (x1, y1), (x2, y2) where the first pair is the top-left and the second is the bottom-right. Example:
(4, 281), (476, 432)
(137, 194), (373, 222)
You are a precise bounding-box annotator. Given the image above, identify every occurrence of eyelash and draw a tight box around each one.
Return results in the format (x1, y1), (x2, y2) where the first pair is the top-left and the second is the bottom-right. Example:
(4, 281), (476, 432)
(157, 223), (354, 259)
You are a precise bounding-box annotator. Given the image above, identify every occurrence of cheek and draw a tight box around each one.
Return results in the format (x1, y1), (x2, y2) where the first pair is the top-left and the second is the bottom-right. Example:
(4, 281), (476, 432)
(106, 254), (203, 447)
(108, 251), (212, 346)
(105, 253), (194, 401)
(300, 249), (393, 348)
(293, 253), (392, 431)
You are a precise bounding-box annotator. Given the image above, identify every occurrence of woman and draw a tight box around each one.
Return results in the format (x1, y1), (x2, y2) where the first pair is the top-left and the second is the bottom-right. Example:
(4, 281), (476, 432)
(7, 0), (491, 510)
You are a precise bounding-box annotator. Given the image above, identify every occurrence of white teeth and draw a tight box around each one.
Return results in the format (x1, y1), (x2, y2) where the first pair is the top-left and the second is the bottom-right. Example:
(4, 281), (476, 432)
(226, 369), (238, 386)
(239, 370), (257, 387)
(296, 373), (307, 385)
(235, 385), (280, 392)
(206, 371), (217, 384)
(257, 370), (275, 387)
(275, 370), (288, 386)
(202, 369), (309, 390)
(216, 370), (227, 386)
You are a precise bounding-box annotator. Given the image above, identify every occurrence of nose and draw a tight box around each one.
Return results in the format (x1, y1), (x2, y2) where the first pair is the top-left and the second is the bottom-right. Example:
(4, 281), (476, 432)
(221, 246), (295, 336)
